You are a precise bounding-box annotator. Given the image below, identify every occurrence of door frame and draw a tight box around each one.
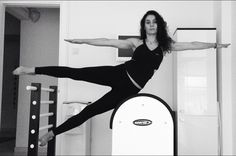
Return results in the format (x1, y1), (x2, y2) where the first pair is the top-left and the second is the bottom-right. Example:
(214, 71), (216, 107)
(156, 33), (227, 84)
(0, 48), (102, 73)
(0, 1), (68, 155)
(0, 0), (60, 127)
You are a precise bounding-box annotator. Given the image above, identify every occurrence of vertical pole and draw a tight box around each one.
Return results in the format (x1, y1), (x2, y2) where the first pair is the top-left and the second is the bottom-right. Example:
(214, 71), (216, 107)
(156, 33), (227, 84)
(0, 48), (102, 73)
(27, 83), (41, 156)
(47, 86), (57, 156)
(173, 111), (177, 156)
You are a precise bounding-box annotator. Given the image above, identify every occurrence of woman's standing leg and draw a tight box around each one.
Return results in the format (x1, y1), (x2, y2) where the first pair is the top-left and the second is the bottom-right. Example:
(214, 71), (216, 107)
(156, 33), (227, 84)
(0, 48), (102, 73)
(39, 87), (138, 146)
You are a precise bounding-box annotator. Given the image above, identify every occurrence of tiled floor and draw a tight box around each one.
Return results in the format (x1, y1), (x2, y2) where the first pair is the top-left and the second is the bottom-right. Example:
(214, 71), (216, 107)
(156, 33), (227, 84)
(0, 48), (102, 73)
(0, 139), (48, 156)
(0, 131), (20, 156)
(0, 130), (47, 156)
(0, 139), (15, 156)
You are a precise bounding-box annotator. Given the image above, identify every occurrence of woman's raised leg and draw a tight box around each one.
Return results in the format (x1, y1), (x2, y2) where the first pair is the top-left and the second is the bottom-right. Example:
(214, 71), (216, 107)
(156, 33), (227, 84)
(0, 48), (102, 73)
(13, 65), (120, 87)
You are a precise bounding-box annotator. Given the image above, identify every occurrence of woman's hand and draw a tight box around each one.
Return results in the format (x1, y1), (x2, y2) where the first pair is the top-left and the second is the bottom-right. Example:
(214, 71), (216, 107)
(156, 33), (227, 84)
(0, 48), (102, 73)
(64, 39), (82, 44)
(64, 39), (74, 43)
(216, 43), (231, 49)
(171, 42), (231, 51)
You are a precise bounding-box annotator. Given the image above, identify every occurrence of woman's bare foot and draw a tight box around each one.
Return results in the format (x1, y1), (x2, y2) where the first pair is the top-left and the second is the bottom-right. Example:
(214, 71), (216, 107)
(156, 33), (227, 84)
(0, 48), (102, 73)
(12, 66), (35, 75)
(38, 131), (55, 146)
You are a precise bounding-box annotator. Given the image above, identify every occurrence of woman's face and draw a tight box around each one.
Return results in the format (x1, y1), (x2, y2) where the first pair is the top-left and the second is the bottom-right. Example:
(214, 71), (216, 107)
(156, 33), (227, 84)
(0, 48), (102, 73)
(144, 14), (158, 35)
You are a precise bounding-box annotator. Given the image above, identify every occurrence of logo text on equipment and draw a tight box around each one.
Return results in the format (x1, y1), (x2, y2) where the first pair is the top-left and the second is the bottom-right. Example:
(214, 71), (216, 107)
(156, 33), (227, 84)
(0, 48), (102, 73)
(133, 119), (152, 126)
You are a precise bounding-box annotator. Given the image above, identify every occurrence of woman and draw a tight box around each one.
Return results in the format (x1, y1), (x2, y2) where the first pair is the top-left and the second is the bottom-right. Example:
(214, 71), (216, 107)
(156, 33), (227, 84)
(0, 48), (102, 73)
(13, 10), (230, 146)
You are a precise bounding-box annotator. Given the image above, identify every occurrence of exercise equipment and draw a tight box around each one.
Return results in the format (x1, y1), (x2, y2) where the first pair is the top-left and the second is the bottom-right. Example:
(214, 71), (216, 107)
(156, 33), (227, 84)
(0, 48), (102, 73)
(110, 93), (176, 155)
(27, 83), (57, 156)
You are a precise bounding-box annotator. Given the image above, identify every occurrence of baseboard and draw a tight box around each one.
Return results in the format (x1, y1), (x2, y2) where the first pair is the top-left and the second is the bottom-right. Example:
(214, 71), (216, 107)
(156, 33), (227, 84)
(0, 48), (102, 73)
(14, 147), (27, 155)
(15, 146), (47, 155)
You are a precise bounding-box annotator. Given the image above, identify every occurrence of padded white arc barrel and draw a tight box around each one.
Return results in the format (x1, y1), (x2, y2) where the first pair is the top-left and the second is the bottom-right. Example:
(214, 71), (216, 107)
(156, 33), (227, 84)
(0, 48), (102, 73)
(110, 93), (174, 155)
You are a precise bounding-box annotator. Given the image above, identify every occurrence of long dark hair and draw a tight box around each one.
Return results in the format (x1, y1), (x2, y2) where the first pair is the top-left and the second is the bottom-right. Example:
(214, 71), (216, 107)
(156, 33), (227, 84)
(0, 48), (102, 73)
(140, 10), (175, 54)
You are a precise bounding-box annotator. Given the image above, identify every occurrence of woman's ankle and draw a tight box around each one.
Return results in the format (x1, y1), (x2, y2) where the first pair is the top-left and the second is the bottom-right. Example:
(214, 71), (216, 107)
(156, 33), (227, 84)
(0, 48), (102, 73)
(13, 66), (35, 75)
(49, 130), (55, 137)
(27, 67), (35, 75)
(38, 131), (55, 146)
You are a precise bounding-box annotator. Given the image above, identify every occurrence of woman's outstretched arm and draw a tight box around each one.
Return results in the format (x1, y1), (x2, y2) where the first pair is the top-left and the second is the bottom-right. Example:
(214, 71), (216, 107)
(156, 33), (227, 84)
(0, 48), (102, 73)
(171, 41), (230, 51)
(64, 38), (138, 50)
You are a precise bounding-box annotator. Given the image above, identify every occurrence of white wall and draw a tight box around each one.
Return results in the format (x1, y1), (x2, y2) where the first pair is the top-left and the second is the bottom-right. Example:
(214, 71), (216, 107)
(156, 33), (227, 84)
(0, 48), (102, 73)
(0, 3), (6, 130)
(15, 8), (59, 151)
(62, 1), (214, 155)
(217, 1), (235, 154)
(231, 2), (236, 155)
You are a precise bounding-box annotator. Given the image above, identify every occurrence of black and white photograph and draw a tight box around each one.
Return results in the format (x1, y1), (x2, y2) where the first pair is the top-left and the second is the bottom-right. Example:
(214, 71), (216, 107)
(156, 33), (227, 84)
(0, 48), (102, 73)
(0, 1), (235, 156)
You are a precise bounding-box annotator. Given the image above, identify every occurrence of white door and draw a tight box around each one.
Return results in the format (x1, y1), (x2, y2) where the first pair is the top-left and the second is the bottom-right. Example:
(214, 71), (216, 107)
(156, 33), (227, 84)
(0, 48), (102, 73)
(175, 29), (218, 155)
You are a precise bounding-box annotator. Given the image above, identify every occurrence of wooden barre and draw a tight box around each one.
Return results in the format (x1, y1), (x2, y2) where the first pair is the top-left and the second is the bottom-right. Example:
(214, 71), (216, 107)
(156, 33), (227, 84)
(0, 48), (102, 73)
(27, 83), (57, 156)
(63, 101), (92, 105)
(40, 112), (54, 118)
(40, 101), (54, 104)
(26, 86), (55, 92)
(39, 124), (53, 131)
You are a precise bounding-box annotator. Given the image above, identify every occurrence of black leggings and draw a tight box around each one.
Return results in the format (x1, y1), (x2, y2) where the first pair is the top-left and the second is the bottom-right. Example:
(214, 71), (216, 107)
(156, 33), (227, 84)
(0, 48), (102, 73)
(35, 64), (140, 135)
